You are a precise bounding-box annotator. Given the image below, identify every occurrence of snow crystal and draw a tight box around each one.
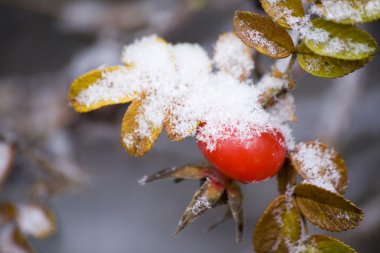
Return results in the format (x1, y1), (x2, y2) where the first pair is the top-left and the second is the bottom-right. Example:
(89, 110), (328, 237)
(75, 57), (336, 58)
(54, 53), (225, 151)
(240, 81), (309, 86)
(323, 37), (374, 55)
(311, 0), (361, 22)
(267, 0), (281, 5)
(366, 1), (380, 16)
(337, 212), (351, 220)
(246, 30), (280, 55)
(284, 184), (295, 210)
(189, 195), (212, 216)
(286, 15), (330, 44)
(293, 142), (341, 193)
(138, 175), (148, 185)
(17, 204), (52, 236)
(75, 34), (296, 151)
(76, 67), (142, 107)
(269, 95), (296, 123)
(256, 74), (288, 92)
(213, 32), (254, 80)
(235, 18), (281, 56)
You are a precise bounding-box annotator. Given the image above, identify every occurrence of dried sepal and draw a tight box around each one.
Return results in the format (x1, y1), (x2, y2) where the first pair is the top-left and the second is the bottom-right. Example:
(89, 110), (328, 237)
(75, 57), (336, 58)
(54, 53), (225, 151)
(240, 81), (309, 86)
(312, 0), (380, 25)
(69, 65), (136, 112)
(0, 141), (15, 186)
(289, 141), (348, 194)
(139, 165), (212, 184)
(260, 0), (304, 29)
(0, 224), (35, 253)
(121, 99), (163, 157)
(16, 203), (56, 239)
(226, 182), (244, 243)
(175, 178), (225, 235)
(234, 11), (295, 59)
(207, 209), (232, 232)
(303, 18), (377, 60)
(297, 43), (369, 78)
(253, 195), (302, 253)
(304, 234), (357, 253)
(294, 184), (363, 232)
(213, 32), (254, 80)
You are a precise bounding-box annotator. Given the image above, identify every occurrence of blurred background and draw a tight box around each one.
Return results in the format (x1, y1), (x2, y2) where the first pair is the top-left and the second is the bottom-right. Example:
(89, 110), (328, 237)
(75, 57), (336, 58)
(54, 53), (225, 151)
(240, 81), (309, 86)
(0, 0), (379, 252)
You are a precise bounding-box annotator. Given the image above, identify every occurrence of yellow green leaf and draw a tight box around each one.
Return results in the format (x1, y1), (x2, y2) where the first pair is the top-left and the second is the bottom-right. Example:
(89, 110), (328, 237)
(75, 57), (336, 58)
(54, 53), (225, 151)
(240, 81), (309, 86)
(304, 235), (357, 253)
(297, 43), (370, 78)
(312, 0), (380, 24)
(294, 184), (363, 232)
(69, 66), (137, 112)
(234, 11), (295, 58)
(260, 0), (304, 29)
(289, 141), (348, 194)
(121, 99), (163, 157)
(303, 18), (377, 60)
(253, 195), (301, 253)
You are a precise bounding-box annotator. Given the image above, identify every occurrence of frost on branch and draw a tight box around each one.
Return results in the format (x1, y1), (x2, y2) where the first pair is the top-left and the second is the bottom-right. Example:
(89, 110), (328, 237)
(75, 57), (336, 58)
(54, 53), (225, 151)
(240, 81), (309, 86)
(70, 34), (295, 156)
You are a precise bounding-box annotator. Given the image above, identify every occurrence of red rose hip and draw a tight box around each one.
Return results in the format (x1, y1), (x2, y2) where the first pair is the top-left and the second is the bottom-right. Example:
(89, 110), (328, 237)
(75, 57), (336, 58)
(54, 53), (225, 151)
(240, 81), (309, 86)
(197, 127), (286, 183)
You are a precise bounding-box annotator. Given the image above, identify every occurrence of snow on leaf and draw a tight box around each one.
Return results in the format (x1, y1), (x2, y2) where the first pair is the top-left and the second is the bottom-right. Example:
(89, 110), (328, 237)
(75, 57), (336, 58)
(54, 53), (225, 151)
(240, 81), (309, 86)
(234, 11), (295, 58)
(294, 184), (363, 232)
(311, 0), (380, 24)
(302, 18), (377, 60)
(213, 32), (254, 80)
(290, 141), (348, 194)
(253, 195), (302, 253)
(164, 111), (198, 142)
(297, 42), (370, 78)
(260, 0), (304, 29)
(16, 203), (56, 239)
(0, 141), (15, 186)
(69, 66), (138, 112)
(70, 34), (295, 155)
(305, 235), (357, 253)
(121, 99), (164, 157)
